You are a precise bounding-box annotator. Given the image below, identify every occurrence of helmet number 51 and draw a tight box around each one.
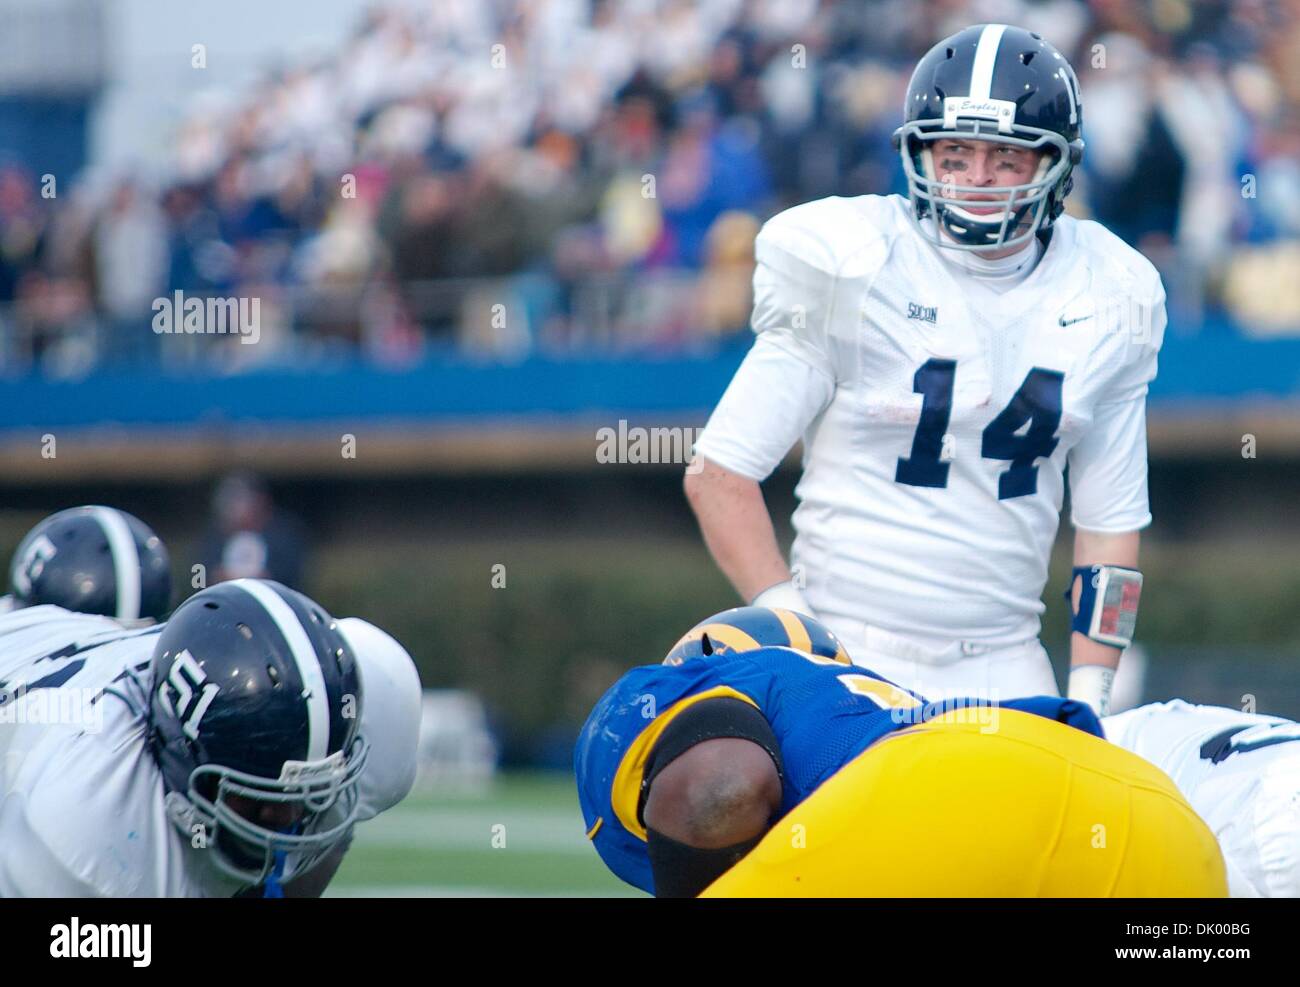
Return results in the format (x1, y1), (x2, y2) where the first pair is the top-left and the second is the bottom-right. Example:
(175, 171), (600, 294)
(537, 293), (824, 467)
(159, 649), (221, 740)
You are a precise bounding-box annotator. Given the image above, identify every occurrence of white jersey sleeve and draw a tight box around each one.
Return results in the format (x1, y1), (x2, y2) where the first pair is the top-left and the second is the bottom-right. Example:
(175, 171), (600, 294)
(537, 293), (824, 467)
(693, 199), (870, 481)
(338, 617), (422, 821)
(692, 335), (834, 481)
(1067, 233), (1167, 533)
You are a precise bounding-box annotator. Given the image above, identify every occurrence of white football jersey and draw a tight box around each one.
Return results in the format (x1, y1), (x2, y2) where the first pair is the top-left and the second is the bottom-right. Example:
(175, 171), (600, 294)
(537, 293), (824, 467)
(1104, 700), (1300, 897)
(0, 606), (420, 897)
(695, 193), (1166, 645)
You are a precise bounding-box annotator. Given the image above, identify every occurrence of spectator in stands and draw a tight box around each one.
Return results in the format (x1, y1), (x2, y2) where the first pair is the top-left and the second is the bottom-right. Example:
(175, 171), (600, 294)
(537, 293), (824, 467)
(90, 178), (168, 366)
(0, 165), (46, 308)
(201, 471), (308, 591)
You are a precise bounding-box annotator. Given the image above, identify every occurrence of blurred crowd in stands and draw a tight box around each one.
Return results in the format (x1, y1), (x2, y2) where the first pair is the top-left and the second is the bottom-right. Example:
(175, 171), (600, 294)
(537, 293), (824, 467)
(1, 0), (1298, 375)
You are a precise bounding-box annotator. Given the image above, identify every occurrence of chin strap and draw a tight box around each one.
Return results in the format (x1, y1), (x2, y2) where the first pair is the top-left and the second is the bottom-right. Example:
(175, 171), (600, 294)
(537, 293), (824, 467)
(261, 819), (305, 898)
(262, 850), (288, 898)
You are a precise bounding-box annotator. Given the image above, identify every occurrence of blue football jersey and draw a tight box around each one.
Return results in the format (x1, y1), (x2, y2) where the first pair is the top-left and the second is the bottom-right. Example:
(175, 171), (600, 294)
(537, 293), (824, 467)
(573, 645), (1102, 894)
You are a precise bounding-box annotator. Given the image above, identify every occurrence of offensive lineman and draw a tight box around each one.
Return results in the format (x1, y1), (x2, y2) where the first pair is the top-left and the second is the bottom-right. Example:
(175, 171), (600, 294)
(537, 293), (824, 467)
(0, 578), (421, 897)
(3, 505), (172, 621)
(1105, 700), (1300, 898)
(685, 24), (1159, 714)
(576, 607), (1223, 897)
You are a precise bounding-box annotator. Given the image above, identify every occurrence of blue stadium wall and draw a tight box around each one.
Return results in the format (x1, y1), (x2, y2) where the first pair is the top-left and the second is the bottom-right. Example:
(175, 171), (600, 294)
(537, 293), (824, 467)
(1, 328), (1298, 477)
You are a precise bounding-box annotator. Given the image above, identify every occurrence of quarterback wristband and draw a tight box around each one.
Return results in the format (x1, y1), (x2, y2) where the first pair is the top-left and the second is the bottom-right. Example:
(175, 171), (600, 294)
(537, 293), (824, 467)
(750, 579), (814, 618)
(1066, 564), (1142, 649)
(1068, 664), (1116, 717)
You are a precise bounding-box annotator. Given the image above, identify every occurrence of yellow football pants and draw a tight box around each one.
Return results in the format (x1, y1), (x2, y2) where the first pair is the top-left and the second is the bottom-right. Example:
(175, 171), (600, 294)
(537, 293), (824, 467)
(703, 708), (1227, 897)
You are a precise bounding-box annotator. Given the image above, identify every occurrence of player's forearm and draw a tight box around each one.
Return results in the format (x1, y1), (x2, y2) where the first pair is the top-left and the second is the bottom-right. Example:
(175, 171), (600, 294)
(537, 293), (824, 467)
(1068, 528), (1140, 671)
(684, 456), (792, 603)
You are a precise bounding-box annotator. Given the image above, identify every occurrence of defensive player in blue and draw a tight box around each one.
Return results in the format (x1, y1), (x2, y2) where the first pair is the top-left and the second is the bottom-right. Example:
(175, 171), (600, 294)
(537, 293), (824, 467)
(575, 606), (1111, 897)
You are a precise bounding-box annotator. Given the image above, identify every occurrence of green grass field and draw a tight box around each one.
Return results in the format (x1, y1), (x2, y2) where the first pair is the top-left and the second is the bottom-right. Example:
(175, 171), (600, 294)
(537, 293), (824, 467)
(327, 773), (641, 897)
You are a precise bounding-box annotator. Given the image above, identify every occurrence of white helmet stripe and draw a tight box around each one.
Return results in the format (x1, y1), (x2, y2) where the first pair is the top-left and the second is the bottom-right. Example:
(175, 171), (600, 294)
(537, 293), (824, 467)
(229, 578), (330, 761)
(1061, 66), (1079, 125)
(90, 506), (140, 620)
(968, 23), (1008, 102)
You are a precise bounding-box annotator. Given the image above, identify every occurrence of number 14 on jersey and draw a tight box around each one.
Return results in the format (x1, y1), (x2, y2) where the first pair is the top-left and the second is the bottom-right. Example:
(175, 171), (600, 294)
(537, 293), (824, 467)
(894, 358), (1064, 499)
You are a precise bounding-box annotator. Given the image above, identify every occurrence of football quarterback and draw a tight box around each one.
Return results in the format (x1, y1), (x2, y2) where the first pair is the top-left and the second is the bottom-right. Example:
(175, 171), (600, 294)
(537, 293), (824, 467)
(3, 506), (172, 622)
(686, 24), (1160, 714)
(0, 578), (421, 897)
(1105, 699), (1300, 897)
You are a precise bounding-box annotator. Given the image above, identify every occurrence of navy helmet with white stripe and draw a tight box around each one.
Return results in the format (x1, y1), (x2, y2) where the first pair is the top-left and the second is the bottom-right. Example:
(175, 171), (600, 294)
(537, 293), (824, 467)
(7, 505), (171, 620)
(892, 24), (1084, 251)
(149, 578), (367, 887)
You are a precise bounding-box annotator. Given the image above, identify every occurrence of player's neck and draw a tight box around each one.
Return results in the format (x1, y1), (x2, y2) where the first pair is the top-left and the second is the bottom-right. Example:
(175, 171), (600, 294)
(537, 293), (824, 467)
(930, 219), (1043, 286)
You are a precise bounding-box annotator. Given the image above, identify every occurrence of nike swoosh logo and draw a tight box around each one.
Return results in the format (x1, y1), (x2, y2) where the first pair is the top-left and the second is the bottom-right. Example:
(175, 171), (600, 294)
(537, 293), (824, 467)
(1059, 314), (1093, 327)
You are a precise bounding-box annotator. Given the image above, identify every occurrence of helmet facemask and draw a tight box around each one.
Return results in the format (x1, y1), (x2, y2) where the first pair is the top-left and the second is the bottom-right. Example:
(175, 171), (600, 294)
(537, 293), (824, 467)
(165, 736), (370, 886)
(895, 120), (1077, 253)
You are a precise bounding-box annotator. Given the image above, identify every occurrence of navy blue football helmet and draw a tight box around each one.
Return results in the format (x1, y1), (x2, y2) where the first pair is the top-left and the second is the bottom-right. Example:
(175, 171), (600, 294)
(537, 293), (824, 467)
(664, 606), (851, 666)
(149, 578), (368, 887)
(7, 506), (171, 620)
(892, 24), (1084, 251)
